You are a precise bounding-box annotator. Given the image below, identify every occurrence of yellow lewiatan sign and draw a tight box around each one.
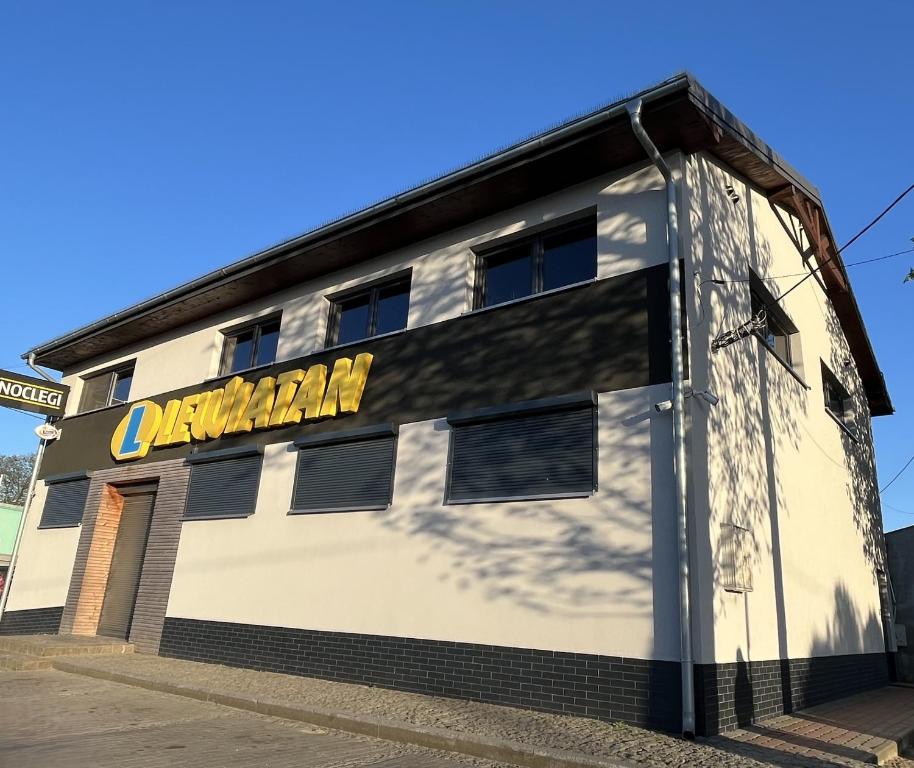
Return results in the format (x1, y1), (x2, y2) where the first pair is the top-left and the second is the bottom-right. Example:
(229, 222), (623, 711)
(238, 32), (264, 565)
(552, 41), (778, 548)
(110, 353), (372, 462)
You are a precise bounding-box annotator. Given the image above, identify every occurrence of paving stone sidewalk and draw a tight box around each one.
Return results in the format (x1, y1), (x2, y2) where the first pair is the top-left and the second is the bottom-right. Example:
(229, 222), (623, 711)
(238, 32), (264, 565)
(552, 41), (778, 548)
(47, 653), (914, 767)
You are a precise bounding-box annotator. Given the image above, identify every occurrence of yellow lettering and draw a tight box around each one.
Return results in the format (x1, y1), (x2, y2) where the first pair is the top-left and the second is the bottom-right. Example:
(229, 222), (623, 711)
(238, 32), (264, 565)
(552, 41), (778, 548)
(233, 376), (276, 433)
(190, 391), (213, 441)
(153, 399), (182, 446)
(170, 394), (201, 444)
(201, 377), (244, 439)
(319, 353), (373, 418)
(269, 369), (305, 427)
(225, 380), (256, 434)
(282, 364), (328, 424)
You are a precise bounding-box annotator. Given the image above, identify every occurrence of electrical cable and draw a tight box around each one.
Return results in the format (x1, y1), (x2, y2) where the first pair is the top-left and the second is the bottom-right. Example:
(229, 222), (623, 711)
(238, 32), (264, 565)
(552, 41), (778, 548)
(881, 500), (914, 517)
(703, 247), (914, 286)
(712, 183), (914, 350)
(880, 451), (914, 494)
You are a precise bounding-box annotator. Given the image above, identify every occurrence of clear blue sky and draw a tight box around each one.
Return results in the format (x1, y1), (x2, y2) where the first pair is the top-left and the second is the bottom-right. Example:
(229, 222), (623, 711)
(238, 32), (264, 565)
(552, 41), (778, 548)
(1, 2), (912, 529)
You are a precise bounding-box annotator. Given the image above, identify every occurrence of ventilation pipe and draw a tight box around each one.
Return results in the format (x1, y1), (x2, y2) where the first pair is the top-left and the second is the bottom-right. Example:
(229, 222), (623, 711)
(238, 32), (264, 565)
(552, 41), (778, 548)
(626, 98), (695, 738)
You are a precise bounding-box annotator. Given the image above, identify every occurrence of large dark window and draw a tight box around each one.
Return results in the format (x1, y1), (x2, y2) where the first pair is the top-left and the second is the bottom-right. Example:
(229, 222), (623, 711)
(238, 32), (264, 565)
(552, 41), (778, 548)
(291, 425), (397, 513)
(822, 362), (855, 434)
(39, 475), (91, 528)
(475, 220), (597, 309)
(79, 363), (135, 413)
(446, 394), (596, 503)
(220, 315), (281, 375)
(184, 447), (263, 520)
(326, 276), (410, 347)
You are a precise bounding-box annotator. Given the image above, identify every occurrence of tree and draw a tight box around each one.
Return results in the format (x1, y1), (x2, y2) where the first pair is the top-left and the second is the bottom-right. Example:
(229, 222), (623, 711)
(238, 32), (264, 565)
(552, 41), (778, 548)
(0, 454), (36, 505)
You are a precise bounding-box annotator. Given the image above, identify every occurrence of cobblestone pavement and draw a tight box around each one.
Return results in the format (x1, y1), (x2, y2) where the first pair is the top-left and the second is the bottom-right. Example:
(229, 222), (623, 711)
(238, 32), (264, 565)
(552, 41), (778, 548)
(17, 655), (914, 768)
(0, 669), (515, 768)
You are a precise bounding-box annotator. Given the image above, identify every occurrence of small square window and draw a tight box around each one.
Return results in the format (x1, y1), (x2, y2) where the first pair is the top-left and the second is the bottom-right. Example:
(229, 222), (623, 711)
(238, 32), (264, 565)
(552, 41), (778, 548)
(822, 362), (855, 434)
(476, 219), (596, 309)
(326, 275), (410, 347)
(749, 273), (799, 369)
(220, 316), (281, 376)
(79, 363), (135, 413)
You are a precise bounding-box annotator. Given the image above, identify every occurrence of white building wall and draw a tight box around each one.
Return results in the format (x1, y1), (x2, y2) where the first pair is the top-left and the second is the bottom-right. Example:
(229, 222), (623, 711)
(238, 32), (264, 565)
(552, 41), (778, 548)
(685, 151), (886, 665)
(59, 161), (671, 412)
(8, 159), (680, 661)
(165, 385), (679, 659)
(5, 482), (80, 611)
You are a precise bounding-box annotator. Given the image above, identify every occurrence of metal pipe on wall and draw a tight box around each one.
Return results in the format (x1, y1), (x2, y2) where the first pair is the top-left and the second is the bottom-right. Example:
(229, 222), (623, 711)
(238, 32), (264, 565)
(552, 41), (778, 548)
(625, 97), (695, 737)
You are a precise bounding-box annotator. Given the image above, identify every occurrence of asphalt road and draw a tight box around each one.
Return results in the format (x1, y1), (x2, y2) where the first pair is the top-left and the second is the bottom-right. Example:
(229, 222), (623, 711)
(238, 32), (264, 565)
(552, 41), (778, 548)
(0, 669), (512, 768)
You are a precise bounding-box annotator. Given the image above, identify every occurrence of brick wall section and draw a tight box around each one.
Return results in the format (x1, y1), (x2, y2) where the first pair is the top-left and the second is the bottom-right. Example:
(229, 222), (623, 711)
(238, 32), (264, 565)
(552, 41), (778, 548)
(695, 653), (889, 735)
(0, 607), (63, 635)
(64, 484), (124, 635)
(159, 617), (682, 730)
(60, 460), (189, 653)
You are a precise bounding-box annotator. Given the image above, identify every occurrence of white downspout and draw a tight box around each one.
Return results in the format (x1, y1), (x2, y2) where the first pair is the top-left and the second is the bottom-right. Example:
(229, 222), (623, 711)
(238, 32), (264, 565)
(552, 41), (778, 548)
(626, 98), (695, 738)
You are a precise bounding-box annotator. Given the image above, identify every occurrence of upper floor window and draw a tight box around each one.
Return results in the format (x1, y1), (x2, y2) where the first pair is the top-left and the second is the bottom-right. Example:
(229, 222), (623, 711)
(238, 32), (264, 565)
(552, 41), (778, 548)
(750, 274), (799, 368)
(79, 363), (134, 413)
(475, 219), (597, 309)
(326, 274), (410, 348)
(822, 362), (856, 435)
(220, 315), (281, 376)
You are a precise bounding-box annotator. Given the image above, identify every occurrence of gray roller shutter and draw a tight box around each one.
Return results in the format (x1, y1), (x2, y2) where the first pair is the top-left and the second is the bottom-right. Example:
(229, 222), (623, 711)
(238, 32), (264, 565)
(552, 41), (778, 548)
(447, 395), (596, 503)
(184, 447), (263, 520)
(39, 476), (90, 528)
(292, 425), (397, 513)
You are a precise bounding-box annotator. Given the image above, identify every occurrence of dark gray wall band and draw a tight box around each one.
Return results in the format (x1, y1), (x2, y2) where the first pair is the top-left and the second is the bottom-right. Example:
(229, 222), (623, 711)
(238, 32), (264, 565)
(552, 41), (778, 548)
(40, 265), (674, 478)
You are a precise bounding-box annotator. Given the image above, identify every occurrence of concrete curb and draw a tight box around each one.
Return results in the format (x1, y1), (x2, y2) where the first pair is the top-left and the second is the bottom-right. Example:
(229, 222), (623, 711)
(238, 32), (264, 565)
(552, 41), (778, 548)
(51, 659), (639, 768)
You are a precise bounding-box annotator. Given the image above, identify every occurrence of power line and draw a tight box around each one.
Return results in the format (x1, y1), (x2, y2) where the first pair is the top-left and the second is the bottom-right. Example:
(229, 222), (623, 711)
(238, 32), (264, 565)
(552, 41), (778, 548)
(703, 247), (914, 286)
(882, 500), (914, 517)
(880, 451), (914, 494)
(713, 183), (914, 351)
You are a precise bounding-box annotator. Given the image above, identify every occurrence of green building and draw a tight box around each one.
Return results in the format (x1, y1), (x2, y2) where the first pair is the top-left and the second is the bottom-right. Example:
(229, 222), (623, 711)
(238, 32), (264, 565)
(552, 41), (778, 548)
(0, 502), (24, 573)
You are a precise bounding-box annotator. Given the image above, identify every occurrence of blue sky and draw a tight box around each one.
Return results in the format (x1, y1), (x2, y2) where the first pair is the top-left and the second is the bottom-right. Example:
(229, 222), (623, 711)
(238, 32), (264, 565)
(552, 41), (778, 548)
(1, 2), (912, 529)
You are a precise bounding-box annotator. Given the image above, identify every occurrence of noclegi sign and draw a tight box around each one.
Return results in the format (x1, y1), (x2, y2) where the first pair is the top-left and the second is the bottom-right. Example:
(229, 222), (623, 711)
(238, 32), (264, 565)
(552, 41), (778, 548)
(0, 369), (69, 418)
(110, 353), (372, 461)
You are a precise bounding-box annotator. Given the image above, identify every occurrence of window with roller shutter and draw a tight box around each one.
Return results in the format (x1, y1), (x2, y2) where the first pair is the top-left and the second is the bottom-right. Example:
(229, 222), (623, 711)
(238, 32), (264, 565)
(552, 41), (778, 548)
(446, 393), (597, 504)
(38, 474), (91, 528)
(183, 446), (263, 520)
(291, 425), (397, 514)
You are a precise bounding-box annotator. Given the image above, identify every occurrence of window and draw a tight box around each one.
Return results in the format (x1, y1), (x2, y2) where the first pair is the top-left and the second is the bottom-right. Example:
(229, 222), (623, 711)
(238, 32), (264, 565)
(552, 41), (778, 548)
(291, 425), (397, 513)
(220, 315), (281, 375)
(446, 394), (596, 503)
(39, 475), (90, 528)
(719, 522), (753, 593)
(475, 219), (597, 309)
(184, 447), (263, 520)
(326, 276), (410, 347)
(822, 362), (855, 434)
(749, 274), (799, 367)
(79, 364), (135, 413)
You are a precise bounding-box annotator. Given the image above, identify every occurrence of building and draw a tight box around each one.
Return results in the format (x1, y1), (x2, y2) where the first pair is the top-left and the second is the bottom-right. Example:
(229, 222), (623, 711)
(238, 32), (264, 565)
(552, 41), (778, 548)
(0, 503), (24, 593)
(885, 527), (913, 681)
(0, 73), (894, 736)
